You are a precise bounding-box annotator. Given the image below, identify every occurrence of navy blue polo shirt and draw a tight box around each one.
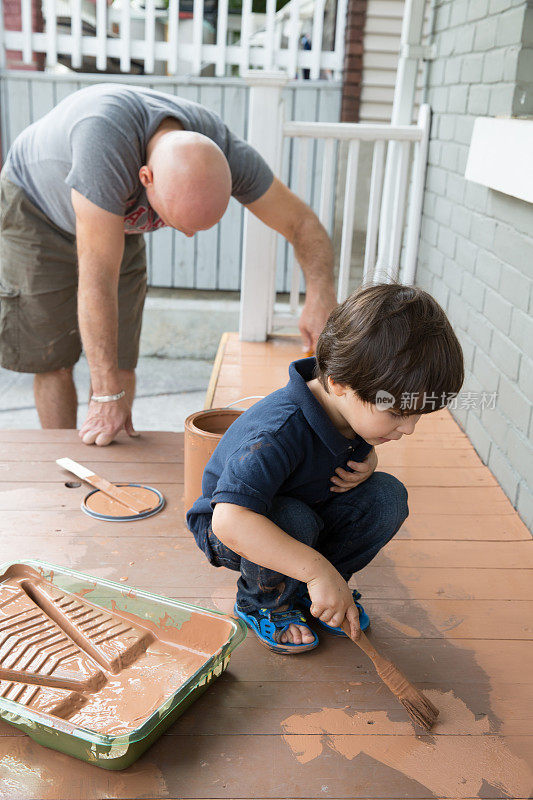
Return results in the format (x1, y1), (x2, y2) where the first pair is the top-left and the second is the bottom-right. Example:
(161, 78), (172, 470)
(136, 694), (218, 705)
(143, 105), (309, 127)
(186, 357), (373, 562)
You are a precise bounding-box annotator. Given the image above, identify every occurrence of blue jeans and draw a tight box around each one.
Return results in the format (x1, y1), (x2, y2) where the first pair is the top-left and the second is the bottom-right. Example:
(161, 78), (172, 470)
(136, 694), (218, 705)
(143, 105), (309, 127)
(204, 471), (409, 613)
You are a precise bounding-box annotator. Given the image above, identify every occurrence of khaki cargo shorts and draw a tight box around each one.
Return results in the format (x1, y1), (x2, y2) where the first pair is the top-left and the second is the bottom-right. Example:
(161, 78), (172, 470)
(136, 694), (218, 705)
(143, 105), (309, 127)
(0, 172), (147, 373)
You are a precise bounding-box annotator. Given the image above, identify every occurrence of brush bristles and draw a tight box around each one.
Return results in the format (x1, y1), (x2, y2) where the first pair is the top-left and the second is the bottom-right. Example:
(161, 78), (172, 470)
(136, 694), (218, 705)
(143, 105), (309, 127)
(400, 693), (440, 730)
(374, 660), (440, 730)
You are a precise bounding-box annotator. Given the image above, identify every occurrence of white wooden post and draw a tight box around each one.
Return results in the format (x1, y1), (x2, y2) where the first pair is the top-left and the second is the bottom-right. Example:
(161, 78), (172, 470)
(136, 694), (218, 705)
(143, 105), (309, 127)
(239, 71), (288, 342)
(374, 0), (427, 281)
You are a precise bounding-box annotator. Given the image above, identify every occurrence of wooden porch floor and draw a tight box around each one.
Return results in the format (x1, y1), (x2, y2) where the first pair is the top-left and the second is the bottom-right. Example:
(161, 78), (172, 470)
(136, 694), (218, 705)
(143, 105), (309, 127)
(0, 332), (531, 799)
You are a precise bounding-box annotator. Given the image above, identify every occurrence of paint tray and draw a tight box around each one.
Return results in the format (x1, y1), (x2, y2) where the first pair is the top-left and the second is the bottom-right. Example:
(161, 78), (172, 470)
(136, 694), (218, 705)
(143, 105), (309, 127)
(0, 559), (246, 770)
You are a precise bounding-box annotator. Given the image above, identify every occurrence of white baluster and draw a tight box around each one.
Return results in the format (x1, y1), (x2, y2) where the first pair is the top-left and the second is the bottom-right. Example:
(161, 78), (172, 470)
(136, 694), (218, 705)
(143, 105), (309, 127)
(287, 0), (300, 79)
(167, 0), (179, 75)
(337, 139), (360, 302)
(120, 0), (131, 72)
(96, 0), (107, 71)
(363, 139), (386, 283)
(290, 137), (309, 314)
(310, 0), (325, 80)
(192, 0), (204, 74)
(215, 0), (228, 76)
(318, 137), (335, 234)
(21, 0), (32, 64)
(145, 0), (156, 74)
(45, 0), (57, 68)
(403, 104), (431, 285)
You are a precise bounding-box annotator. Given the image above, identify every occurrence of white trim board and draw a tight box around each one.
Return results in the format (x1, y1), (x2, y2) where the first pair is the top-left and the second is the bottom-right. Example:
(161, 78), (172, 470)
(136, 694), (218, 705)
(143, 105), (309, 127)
(465, 117), (533, 205)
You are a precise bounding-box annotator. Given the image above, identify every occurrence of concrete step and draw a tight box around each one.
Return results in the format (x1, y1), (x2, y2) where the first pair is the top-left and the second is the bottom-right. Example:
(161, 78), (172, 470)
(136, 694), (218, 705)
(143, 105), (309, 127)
(141, 291), (240, 361)
(0, 357), (213, 431)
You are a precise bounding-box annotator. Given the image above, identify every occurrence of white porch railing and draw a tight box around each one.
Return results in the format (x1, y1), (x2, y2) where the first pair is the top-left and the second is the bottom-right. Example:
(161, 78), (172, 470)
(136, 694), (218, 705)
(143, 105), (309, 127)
(240, 71), (431, 340)
(1, 0), (346, 78)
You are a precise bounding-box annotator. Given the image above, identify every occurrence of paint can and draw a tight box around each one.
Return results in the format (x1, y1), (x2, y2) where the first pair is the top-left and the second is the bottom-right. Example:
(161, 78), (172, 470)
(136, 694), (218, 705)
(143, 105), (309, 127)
(183, 397), (264, 522)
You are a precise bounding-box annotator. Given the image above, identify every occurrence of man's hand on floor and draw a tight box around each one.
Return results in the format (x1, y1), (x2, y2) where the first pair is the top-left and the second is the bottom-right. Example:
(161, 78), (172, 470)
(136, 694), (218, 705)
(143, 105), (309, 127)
(79, 396), (138, 446)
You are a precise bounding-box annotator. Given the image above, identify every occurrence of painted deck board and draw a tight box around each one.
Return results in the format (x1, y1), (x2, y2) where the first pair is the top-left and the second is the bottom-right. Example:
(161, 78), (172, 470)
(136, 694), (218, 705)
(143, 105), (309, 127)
(0, 331), (531, 799)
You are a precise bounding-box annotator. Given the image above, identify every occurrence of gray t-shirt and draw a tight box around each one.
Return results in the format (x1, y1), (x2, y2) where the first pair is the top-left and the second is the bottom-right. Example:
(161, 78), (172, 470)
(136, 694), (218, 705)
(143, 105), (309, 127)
(5, 83), (274, 235)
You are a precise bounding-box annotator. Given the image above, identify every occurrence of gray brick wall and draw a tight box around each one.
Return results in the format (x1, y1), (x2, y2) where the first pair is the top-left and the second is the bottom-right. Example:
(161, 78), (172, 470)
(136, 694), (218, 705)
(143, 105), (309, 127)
(417, 0), (533, 531)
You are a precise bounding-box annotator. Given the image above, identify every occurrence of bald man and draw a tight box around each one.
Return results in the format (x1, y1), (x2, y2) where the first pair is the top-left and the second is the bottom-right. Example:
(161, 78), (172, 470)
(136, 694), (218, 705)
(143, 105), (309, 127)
(0, 84), (337, 446)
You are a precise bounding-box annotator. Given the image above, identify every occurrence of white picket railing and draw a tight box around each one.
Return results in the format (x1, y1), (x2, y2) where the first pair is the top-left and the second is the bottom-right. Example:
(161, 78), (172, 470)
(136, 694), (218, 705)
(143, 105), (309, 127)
(1, 0), (346, 78)
(240, 72), (431, 340)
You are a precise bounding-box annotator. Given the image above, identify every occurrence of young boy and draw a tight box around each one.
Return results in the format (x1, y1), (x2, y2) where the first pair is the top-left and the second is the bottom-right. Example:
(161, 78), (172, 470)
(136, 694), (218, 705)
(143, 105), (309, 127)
(186, 283), (464, 653)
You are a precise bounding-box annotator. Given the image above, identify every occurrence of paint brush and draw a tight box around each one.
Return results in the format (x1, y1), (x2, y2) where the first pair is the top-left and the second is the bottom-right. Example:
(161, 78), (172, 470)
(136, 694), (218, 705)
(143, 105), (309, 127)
(56, 458), (152, 514)
(340, 620), (439, 730)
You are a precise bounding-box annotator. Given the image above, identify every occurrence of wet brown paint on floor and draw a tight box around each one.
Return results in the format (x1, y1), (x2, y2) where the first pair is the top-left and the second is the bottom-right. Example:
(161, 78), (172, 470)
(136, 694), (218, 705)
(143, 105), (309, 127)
(0, 333), (531, 799)
(281, 690), (533, 797)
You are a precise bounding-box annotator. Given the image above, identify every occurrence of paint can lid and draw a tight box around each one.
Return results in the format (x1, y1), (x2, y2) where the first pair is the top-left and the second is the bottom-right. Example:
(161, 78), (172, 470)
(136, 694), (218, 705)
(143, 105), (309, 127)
(82, 484), (165, 522)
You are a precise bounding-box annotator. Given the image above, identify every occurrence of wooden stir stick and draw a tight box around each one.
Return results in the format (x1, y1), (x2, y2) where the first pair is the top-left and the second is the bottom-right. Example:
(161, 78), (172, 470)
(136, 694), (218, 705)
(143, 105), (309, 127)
(56, 458), (152, 514)
(340, 619), (439, 730)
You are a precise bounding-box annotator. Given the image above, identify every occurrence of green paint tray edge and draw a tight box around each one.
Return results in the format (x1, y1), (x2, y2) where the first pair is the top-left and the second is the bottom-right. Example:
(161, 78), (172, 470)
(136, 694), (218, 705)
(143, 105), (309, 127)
(0, 559), (247, 770)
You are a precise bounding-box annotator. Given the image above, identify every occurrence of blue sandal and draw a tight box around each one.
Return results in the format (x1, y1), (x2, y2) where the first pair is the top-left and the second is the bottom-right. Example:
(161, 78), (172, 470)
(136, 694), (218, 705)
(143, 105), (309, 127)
(294, 588), (370, 636)
(233, 602), (319, 654)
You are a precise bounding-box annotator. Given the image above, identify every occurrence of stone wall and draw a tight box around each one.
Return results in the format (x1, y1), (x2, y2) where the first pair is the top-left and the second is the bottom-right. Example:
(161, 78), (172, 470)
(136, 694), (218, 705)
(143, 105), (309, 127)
(417, 0), (533, 529)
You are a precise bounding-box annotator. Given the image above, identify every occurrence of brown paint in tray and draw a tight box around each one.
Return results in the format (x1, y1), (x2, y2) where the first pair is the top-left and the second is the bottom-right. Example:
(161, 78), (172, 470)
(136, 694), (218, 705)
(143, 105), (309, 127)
(0, 560), (246, 769)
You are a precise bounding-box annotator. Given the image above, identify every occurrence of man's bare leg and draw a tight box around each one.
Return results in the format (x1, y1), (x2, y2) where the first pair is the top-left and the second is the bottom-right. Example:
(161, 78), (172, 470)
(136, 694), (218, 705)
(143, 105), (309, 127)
(34, 367), (77, 428)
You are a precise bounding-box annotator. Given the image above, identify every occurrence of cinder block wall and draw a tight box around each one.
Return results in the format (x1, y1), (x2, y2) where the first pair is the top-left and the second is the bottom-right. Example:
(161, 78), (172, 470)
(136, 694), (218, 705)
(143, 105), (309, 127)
(417, 0), (533, 530)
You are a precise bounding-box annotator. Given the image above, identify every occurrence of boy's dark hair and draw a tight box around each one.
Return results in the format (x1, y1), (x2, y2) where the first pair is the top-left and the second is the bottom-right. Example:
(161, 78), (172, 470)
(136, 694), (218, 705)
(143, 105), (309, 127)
(314, 282), (464, 415)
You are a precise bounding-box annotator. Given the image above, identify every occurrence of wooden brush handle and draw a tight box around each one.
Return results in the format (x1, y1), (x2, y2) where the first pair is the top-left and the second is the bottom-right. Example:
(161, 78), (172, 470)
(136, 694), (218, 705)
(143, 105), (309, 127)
(341, 624), (382, 661)
(56, 458), (150, 514)
(341, 620), (383, 664)
(88, 476), (151, 514)
(341, 621), (417, 696)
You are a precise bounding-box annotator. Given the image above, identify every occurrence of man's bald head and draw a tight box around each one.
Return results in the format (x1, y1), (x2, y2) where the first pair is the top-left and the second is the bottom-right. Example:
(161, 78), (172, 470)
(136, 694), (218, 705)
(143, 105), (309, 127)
(140, 130), (232, 236)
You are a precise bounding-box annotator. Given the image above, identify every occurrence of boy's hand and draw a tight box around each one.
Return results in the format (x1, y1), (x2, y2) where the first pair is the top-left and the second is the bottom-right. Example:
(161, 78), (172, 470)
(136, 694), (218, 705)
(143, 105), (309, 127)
(343, 602), (362, 641)
(306, 567), (361, 639)
(330, 447), (378, 492)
